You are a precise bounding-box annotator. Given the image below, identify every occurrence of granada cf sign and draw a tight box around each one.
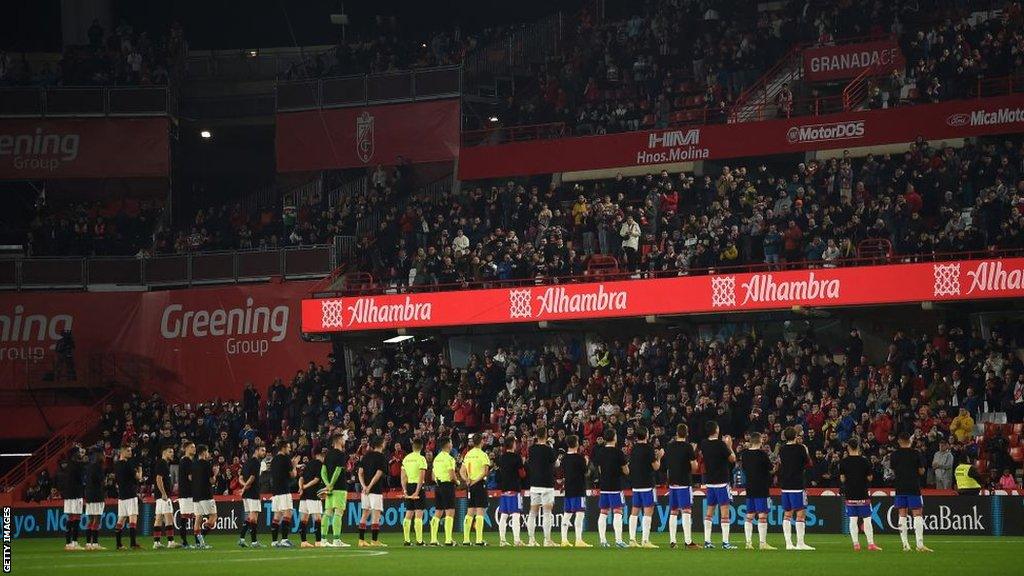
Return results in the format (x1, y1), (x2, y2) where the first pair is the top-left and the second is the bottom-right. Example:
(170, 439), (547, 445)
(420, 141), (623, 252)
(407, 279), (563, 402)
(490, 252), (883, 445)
(302, 258), (1024, 332)
(802, 38), (905, 82)
(0, 118), (169, 179)
(275, 99), (459, 172)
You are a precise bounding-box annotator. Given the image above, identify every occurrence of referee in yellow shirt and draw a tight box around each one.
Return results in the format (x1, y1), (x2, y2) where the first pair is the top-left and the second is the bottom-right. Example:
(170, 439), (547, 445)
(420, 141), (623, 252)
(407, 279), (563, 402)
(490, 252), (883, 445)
(461, 433), (491, 546)
(401, 438), (429, 546)
(430, 437), (461, 546)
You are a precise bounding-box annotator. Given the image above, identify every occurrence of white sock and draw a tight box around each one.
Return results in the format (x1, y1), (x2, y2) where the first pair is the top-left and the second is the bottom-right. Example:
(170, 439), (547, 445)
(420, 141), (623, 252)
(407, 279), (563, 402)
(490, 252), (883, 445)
(526, 510), (537, 543)
(744, 519), (753, 544)
(795, 521), (806, 546)
(628, 515), (638, 541)
(668, 514), (678, 544)
(704, 518), (713, 543)
(498, 513), (508, 543)
(913, 515), (925, 547)
(598, 513), (608, 544)
(511, 513), (521, 543)
(899, 516), (909, 547)
(682, 512), (692, 545)
(783, 518), (793, 547)
(561, 512), (570, 542)
(721, 517), (731, 544)
(849, 517), (860, 546)
(612, 512), (623, 543)
(641, 515), (652, 543)
(543, 511), (553, 542)
(863, 518), (874, 545)
(758, 521), (768, 545)
(574, 511), (585, 542)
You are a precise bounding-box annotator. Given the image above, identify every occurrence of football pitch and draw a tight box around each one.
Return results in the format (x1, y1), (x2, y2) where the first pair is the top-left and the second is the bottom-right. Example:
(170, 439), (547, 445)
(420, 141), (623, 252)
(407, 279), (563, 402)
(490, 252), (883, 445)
(10, 534), (1022, 576)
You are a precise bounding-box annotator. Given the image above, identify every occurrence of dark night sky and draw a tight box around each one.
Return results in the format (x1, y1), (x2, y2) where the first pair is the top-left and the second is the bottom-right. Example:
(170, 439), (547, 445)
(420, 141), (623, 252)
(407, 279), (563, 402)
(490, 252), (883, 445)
(3, 0), (585, 52)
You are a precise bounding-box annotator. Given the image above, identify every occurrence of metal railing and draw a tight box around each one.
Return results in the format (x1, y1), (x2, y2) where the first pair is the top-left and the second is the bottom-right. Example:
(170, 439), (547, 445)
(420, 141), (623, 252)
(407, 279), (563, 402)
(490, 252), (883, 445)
(0, 86), (171, 118)
(0, 245), (335, 290)
(275, 65), (462, 111)
(185, 45), (335, 80)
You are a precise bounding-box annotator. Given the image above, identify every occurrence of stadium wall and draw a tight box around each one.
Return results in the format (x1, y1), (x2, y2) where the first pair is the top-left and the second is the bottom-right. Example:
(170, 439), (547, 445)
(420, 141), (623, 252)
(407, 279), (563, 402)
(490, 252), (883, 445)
(9, 491), (1022, 538)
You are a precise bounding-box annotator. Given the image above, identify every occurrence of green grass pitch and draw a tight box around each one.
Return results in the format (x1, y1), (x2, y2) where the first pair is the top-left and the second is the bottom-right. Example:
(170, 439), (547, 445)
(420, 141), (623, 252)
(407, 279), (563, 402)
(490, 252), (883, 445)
(11, 534), (1022, 576)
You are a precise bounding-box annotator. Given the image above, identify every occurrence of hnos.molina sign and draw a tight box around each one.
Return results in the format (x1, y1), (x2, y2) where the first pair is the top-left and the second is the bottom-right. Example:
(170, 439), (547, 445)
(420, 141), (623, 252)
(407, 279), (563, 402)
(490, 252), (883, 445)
(302, 258), (1024, 332)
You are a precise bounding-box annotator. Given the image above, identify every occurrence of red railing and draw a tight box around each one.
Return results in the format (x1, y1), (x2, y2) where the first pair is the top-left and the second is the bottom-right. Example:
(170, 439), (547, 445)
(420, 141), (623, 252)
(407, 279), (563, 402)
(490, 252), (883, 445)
(322, 247), (1022, 298)
(462, 121), (567, 147)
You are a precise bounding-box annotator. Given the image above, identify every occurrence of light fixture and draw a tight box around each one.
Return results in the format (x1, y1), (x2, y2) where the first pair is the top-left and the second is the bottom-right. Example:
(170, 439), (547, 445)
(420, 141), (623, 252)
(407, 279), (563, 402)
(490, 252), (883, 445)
(200, 130), (212, 139)
(246, 49), (258, 58)
(383, 335), (414, 344)
(488, 116), (499, 122)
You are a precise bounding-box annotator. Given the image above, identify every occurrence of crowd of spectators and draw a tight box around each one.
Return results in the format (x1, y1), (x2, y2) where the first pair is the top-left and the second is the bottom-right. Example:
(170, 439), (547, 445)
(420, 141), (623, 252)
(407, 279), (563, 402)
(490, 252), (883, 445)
(27, 197), (164, 258)
(38, 319), (1024, 502)
(0, 19), (184, 87)
(345, 137), (1024, 288)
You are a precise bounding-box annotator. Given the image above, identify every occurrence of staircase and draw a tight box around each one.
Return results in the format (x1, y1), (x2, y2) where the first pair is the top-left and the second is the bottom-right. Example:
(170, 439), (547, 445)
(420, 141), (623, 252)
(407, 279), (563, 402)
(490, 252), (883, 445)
(729, 45), (804, 123)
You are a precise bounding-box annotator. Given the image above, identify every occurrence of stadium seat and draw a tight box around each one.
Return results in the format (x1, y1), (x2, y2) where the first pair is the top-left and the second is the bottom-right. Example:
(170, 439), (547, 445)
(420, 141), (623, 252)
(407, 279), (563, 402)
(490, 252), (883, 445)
(1011, 447), (1024, 463)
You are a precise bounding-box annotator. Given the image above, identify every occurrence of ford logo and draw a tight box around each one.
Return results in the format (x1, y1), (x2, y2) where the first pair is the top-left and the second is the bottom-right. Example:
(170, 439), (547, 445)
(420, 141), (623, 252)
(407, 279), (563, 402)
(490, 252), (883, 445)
(946, 113), (969, 127)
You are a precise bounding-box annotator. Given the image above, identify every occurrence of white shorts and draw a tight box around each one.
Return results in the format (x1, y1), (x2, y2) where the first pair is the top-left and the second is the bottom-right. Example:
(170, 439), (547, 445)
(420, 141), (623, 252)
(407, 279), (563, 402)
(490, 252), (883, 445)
(117, 497), (139, 518)
(85, 502), (104, 516)
(271, 493), (294, 513)
(63, 498), (83, 515)
(194, 499), (216, 516)
(155, 498), (174, 515)
(178, 497), (194, 514)
(243, 498), (262, 514)
(529, 487), (555, 506)
(299, 499), (323, 516)
(360, 493), (384, 511)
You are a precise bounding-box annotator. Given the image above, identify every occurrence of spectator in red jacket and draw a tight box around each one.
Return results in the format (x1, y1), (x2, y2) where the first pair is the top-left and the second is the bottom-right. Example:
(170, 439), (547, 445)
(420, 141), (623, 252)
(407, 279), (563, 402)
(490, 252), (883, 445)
(904, 183), (923, 213)
(871, 410), (893, 445)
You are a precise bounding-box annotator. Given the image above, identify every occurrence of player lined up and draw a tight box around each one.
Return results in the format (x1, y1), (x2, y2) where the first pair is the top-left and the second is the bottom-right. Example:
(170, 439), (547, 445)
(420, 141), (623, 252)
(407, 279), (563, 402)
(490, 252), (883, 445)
(59, 424), (933, 552)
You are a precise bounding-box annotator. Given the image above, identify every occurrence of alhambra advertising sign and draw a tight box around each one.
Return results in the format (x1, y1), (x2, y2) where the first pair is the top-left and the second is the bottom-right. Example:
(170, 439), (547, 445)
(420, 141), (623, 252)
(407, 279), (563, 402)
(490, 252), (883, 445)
(302, 258), (1024, 332)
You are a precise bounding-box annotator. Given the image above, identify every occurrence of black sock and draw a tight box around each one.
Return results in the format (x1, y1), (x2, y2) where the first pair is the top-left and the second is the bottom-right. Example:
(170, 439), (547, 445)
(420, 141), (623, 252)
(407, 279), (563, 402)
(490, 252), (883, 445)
(240, 521), (249, 539)
(180, 520), (190, 544)
(72, 521), (79, 543)
(359, 523), (366, 540)
(314, 520), (321, 543)
(154, 527), (162, 543)
(66, 524), (73, 544)
(372, 524), (379, 541)
(272, 522), (280, 541)
(300, 521), (308, 542)
(250, 520), (259, 543)
(281, 519), (291, 540)
(115, 525), (123, 548)
(129, 525), (137, 546)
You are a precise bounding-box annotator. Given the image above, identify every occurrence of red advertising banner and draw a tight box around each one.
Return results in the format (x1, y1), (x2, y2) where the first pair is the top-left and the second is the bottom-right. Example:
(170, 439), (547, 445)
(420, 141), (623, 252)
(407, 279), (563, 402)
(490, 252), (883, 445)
(458, 94), (1024, 180)
(276, 99), (460, 172)
(302, 258), (1024, 332)
(0, 281), (329, 400)
(0, 118), (169, 180)
(802, 39), (906, 82)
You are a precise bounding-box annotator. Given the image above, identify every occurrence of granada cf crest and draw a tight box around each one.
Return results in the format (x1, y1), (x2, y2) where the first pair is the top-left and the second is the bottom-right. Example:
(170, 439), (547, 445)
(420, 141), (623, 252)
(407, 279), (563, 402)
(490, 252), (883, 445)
(355, 111), (375, 163)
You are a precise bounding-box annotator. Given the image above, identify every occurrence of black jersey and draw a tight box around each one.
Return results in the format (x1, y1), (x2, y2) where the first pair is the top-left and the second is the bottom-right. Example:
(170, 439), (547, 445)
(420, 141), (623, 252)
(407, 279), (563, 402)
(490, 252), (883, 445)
(561, 453), (587, 497)
(664, 440), (695, 486)
(192, 458), (213, 500)
(63, 460), (84, 499)
(241, 457), (262, 499)
(85, 460), (104, 502)
(496, 452), (524, 492)
(890, 447), (923, 495)
(838, 455), (872, 500)
(324, 447), (346, 483)
(629, 442), (657, 489)
(301, 460), (323, 499)
(740, 448), (772, 498)
(527, 443), (556, 488)
(153, 459), (172, 497)
(115, 459), (138, 500)
(178, 456), (193, 498)
(699, 439), (732, 485)
(593, 445), (627, 491)
(778, 443), (809, 490)
(270, 453), (294, 495)
(358, 451), (387, 494)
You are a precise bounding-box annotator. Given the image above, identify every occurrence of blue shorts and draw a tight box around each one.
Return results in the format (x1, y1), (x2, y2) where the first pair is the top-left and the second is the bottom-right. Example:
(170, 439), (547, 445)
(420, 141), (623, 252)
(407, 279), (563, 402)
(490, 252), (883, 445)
(668, 487), (692, 511)
(705, 485), (731, 506)
(747, 497), (771, 514)
(631, 489), (655, 508)
(781, 491), (806, 511)
(564, 496), (586, 513)
(894, 495), (923, 510)
(598, 492), (624, 510)
(845, 502), (871, 518)
(498, 494), (522, 514)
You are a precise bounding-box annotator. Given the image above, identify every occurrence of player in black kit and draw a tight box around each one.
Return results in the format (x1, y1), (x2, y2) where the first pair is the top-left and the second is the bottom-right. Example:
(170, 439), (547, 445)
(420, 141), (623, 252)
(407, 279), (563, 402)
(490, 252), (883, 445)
(664, 423), (697, 549)
(153, 445), (177, 548)
(739, 432), (776, 550)
(699, 421), (736, 549)
(177, 441), (196, 548)
(526, 427), (557, 546)
(778, 426), (814, 550)
(238, 443), (267, 547)
(191, 445), (217, 549)
(838, 437), (880, 551)
(558, 435), (589, 547)
(496, 436), (525, 546)
(593, 428), (628, 547)
(84, 447), (106, 550)
(114, 445), (142, 550)
(627, 426), (662, 548)
(61, 447), (85, 551)
(270, 440), (298, 548)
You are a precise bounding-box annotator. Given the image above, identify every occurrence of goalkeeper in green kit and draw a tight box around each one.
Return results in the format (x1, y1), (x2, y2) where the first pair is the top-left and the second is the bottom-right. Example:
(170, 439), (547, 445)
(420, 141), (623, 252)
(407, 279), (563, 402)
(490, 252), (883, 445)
(320, 431), (351, 547)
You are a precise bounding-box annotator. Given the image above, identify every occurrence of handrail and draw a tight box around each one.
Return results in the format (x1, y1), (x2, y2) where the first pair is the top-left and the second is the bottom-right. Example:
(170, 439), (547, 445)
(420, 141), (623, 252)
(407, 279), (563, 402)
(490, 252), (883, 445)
(843, 63), (887, 111)
(317, 247), (1023, 298)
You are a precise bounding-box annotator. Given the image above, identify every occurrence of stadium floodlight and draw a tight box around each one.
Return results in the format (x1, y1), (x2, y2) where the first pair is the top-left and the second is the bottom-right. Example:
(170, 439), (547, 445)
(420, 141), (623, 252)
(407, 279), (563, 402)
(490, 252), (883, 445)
(488, 116), (500, 122)
(200, 130), (212, 139)
(383, 335), (414, 344)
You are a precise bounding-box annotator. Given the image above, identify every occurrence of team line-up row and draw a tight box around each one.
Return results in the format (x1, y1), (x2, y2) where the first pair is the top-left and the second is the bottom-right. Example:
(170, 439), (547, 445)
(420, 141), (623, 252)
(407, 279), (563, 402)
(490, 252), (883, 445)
(57, 423), (935, 552)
